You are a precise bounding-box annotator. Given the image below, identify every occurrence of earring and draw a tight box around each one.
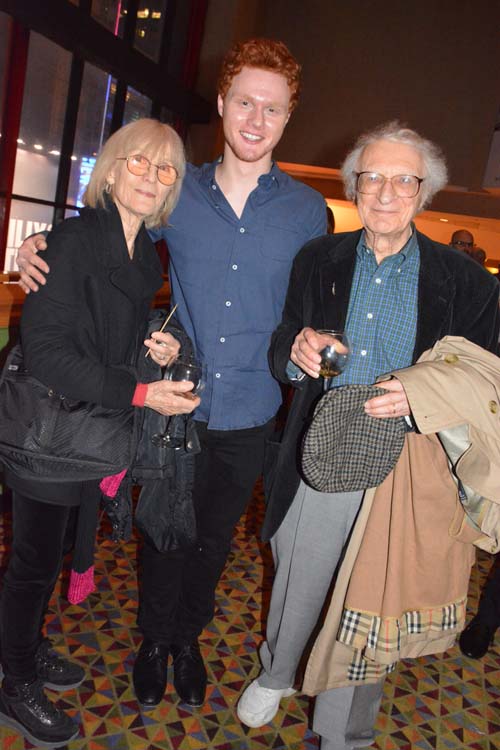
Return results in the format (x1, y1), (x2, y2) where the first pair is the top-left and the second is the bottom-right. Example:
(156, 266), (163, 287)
(105, 182), (113, 194)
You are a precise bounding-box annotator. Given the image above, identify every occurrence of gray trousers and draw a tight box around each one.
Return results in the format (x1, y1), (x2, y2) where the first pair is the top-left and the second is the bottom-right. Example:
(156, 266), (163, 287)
(259, 481), (384, 750)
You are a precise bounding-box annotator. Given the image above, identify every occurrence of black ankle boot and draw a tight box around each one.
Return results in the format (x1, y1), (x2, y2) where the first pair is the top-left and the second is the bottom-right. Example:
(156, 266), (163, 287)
(132, 639), (170, 708)
(0, 677), (79, 747)
(171, 641), (207, 707)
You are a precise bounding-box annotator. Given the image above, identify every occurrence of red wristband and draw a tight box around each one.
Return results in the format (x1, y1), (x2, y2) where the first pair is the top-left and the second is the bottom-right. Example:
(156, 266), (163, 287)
(132, 383), (148, 407)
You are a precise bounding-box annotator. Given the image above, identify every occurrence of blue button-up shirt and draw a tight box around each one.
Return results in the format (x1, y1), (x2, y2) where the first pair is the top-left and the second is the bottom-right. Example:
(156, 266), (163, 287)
(150, 160), (326, 429)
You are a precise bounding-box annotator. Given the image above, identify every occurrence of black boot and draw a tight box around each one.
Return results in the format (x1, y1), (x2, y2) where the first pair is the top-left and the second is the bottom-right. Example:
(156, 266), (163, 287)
(0, 677), (79, 747)
(0, 638), (85, 692)
(171, 641), (207, 707)
(132, 639), (170, 708)
(459, 616), (495, 659)
(35, 638), (85, 691)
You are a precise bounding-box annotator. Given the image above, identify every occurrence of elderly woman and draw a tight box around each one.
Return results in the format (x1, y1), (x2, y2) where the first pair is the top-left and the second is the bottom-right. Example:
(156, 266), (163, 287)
(0, 119), (199, 747)
(237, 122), (499, 749)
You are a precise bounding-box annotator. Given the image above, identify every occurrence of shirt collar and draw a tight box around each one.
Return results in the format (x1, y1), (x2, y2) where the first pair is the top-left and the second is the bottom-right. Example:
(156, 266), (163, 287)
(358, 224), (418, 262)
(199, 157), (281, 190)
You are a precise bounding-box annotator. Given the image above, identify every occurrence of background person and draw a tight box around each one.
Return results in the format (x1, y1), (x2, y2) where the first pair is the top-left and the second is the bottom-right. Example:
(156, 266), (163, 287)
(15, 39), (327, 710)
(0, 119), (199, 748)
(236, 121), (500, 749)
(459, 553), (500, 659)
(449, 228), (475, 253)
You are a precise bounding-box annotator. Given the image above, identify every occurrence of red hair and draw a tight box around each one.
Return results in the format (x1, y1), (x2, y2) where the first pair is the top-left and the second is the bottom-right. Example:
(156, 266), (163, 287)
(217, 38), (301, 112)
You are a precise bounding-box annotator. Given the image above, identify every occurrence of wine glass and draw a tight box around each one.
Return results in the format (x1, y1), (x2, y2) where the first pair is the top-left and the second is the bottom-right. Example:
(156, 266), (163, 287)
(316, 330), (351, 390)
(165, 355), (206, 399)
(151, 355), (205, 448)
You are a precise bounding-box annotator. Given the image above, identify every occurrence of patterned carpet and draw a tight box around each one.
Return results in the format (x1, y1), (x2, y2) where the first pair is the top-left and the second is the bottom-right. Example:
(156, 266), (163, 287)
(0, 481), (499, 750)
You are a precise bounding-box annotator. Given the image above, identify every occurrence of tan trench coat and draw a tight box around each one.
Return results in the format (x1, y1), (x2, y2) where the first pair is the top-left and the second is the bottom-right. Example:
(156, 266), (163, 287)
(303, 336), (500, 696)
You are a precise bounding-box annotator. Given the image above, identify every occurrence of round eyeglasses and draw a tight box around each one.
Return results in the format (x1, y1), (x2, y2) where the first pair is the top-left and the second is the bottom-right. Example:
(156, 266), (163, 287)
(356, 172), (424, 198)
(117, 154), (179, 186)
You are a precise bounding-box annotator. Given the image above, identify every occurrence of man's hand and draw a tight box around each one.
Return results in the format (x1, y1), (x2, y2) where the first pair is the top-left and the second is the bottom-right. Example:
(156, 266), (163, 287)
(144, 331), (180, 367)
(17, 234), (49, 293)
(290, 327), (326, 378)
(144, 380), (200, 416)
(364, 378), (410, 419)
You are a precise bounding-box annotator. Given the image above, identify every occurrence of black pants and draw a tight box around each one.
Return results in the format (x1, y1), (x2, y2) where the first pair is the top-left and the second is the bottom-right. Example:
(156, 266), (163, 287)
(478, 553), (500, 631)
(138, 418), (274, 645)
(0, 493), (77, 681)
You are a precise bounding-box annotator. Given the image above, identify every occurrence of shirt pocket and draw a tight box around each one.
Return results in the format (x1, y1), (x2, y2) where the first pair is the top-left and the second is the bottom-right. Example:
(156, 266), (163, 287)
(258, 223), (302, 263)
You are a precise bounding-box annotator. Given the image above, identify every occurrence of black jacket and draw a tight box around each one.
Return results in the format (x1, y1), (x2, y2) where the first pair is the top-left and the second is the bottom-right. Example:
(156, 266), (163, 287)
(262, 229), (500, 541)
(21, 201), (163, 410)
(8, 202), (163, 503)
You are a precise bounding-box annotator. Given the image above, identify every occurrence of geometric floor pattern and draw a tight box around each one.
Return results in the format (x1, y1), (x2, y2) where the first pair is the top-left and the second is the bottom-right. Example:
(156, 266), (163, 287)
(0, 480), (499, 750)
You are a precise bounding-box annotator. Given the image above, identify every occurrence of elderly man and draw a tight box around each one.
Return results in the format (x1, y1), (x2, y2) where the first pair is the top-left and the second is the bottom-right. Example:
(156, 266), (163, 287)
(237, 122), (499, 750)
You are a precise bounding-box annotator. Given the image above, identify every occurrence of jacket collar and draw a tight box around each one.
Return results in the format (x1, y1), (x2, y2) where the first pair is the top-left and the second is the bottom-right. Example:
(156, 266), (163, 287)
(79, 201), (162, 302)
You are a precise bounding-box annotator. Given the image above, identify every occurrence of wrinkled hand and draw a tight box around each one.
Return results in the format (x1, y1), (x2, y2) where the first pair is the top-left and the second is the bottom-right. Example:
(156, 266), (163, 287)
(144, 379), (200, 416)
(144, 331), (180, 367)
(290, 327), (326, 378)
(17, 234), (49, 293)
(364, 377), (410, 419)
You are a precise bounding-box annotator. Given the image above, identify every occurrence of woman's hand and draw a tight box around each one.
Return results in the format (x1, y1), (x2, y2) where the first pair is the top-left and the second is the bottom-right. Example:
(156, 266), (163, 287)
(144, 380), (200, 416)
(16, 234), (49, 293)
(364, 378), (410, 419)
(144, 331), (180, 367)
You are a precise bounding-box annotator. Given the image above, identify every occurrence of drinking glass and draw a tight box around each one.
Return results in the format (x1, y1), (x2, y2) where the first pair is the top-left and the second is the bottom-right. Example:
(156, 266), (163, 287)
(165, 356), (206, 399)
(316, 330), (351, 390)
(151, 356), (205, 447)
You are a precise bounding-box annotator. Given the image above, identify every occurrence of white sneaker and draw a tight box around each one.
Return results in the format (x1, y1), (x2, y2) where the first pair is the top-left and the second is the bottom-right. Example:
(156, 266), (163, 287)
(237, 678), (296, 728)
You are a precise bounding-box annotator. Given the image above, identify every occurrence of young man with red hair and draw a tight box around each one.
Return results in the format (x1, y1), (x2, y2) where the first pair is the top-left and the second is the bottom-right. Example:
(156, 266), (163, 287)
(16, 38), (326, 709)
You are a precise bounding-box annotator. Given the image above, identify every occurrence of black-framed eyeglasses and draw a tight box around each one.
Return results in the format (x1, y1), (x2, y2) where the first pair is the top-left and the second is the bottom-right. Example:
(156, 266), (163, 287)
(117, 154), (179, 186)
(452, 240), (473, 248)
(355, 171), (424, 198)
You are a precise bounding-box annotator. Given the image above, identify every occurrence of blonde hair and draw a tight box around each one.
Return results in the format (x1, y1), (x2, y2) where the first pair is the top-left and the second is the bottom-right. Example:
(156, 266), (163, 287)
(83, 118), (186, 228)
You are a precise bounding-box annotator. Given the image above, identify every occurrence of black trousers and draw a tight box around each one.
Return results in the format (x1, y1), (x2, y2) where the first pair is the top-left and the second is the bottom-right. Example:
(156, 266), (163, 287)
(477, 552), (500, 631)
(138, 418), (274, 645)
(0, 493), (77, 681)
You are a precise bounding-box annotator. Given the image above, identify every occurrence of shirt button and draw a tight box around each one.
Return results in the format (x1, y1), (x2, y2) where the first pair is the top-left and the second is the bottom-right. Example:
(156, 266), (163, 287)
(375, 278), (382, 284)
(239, 227), (245, 233)
(367, 313), (373, 319)
(225, 300), (231, 307)
(361, 350), (367, 356)
(211, 184), (217, 191)
(220, 337), (225, 343)
(215, 372), (221, 378)
(397, 268), (401, 273)
(232, 264), (238, 270)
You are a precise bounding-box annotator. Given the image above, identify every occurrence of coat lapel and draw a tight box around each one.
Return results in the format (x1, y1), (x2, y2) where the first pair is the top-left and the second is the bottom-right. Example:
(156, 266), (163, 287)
(318, 231), (360, 330)
(87, 204), (162, 304)
(413, 231), (454, 360)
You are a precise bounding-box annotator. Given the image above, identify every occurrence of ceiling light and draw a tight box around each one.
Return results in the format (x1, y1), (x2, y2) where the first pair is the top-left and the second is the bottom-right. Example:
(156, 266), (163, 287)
(439, 218), (449, 222)
(34, 144), (43, 150)
(17, 138), (25, 145)
(71, 155), (77, 161)
(50, 149), (60, 155)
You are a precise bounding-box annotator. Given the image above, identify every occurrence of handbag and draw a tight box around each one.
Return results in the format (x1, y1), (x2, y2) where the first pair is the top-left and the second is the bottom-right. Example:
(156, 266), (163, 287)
(0, 344), (139, 482)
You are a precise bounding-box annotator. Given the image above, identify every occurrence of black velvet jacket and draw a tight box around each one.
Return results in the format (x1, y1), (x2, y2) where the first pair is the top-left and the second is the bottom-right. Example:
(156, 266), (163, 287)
(262, 229), (500, 541)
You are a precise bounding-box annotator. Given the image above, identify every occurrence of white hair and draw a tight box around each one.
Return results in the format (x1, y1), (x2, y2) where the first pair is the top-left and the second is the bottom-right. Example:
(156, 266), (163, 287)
(341, 120), (448, 210)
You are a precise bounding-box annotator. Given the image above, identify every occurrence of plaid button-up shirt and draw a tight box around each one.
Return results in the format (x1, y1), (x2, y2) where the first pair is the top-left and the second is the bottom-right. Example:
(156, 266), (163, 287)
(334, 229), (420, 387)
